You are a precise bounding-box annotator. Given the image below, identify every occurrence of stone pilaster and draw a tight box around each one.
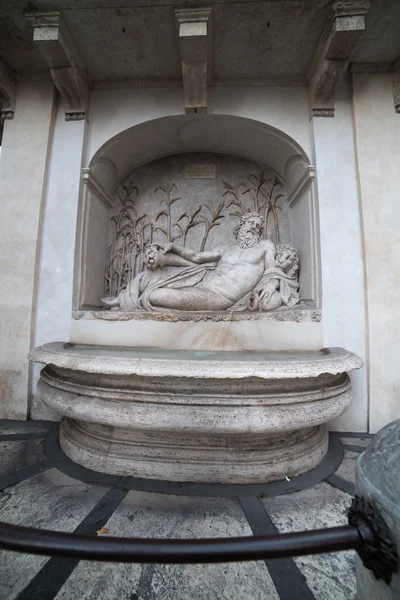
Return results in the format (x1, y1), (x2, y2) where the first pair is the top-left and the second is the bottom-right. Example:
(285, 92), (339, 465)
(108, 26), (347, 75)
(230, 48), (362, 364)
(0, 77), (56, 419)
(352, 72), (400, 432)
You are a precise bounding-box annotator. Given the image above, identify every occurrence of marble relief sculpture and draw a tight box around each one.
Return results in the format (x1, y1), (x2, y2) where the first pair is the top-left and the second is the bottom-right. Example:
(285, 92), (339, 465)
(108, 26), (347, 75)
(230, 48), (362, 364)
(104, 171), (286, 299)
(103, 213), (300, 312)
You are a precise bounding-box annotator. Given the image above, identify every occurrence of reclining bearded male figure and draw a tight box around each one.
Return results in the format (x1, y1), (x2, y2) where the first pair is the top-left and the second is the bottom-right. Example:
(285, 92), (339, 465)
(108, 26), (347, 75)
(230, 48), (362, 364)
(102, 213), (278, 312)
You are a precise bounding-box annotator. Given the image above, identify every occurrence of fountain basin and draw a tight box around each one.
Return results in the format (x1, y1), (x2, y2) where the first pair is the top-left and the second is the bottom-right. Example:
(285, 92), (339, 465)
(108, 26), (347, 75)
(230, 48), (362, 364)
(29, 342), (362, 484)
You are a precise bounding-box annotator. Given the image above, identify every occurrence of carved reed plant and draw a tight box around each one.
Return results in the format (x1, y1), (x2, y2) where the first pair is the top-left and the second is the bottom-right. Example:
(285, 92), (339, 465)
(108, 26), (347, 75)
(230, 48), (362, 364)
(105, 180), (141, 296)
(223, 172), (284, 241)
(198, 200), (225, 251)
(174, 205), (203, 246)
(154, 183), (181, 244)
(106, 185), (230, 296)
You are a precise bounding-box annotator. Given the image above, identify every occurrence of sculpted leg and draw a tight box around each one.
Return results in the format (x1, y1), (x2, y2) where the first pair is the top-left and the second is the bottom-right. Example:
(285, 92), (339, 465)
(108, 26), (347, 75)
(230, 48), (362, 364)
(149, 287), (231, 311)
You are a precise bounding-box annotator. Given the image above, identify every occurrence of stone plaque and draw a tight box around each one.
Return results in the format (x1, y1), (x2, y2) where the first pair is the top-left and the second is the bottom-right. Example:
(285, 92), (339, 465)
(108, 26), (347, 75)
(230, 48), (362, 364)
(184, 164), (216, 179)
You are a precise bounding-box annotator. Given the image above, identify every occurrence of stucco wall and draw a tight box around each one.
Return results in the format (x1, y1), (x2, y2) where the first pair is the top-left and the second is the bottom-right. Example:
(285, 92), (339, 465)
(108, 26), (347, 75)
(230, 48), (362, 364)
(352, 74), (400, 432)
(86, 86), (312, 165)
(30, 99), (87, 418)
(311, 78), (368, 431)
(0, 77), (55, 419)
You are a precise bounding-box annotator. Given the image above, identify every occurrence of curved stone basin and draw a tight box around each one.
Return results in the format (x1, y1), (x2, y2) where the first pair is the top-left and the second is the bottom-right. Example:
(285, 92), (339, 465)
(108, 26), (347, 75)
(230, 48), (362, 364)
(29, 343), (363, 484)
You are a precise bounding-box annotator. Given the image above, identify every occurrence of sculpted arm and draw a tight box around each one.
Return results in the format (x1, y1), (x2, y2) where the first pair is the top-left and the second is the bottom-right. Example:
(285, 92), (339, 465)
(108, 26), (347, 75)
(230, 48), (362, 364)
(163, 243), (221, 264)
(263, 240), (276, 270)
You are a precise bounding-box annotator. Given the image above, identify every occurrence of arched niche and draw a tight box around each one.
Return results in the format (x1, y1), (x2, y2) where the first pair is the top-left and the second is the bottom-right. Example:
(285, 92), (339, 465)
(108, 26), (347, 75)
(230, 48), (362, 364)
(75, 114), (319, 314)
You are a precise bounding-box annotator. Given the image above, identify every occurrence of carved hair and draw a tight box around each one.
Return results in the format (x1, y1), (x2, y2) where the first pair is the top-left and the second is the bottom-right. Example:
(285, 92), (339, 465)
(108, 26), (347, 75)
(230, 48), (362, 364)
(275, 243), (299, 277)
(233, 212), (265, 239)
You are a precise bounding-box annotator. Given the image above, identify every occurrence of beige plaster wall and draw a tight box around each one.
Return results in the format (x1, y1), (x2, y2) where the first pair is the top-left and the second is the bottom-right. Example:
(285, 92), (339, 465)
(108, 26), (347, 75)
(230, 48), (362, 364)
(0, 77), (55, 419)
(85, 87), (182, 165)
(311, 78), (368, 432)
(208, 86), (312, 160)
(30, 100), (87, 419)
(352, 74), (400, 433)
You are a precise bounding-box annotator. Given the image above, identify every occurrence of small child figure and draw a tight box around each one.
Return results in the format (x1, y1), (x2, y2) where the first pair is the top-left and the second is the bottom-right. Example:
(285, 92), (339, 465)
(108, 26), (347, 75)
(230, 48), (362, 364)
(248, 243), (300, 312)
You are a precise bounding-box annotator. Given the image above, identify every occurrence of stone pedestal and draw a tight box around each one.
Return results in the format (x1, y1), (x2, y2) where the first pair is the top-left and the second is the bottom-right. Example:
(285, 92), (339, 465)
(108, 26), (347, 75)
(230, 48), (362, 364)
(30, 342), (361, 484)
(355, 420), (400, 599)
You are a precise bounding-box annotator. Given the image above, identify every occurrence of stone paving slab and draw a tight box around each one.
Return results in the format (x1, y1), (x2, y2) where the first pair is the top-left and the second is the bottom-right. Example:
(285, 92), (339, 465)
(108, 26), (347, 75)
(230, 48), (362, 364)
(0, 420), (55, 436)
(55, 491), (279, 600)
(341, 437), (371, 448)
(261, 483), (356, 600)
(0, 469), (107, 599)
(333, 451), (359, 485)
(0, 439), (46, 474)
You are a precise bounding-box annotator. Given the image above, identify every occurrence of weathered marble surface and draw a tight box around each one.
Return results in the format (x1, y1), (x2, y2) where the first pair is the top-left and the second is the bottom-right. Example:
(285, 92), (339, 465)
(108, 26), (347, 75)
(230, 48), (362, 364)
(70, 311), (323, 352)
(74, 306), (321, 322)
(29, 343), (362, 379)
(30, 343), (362, 483)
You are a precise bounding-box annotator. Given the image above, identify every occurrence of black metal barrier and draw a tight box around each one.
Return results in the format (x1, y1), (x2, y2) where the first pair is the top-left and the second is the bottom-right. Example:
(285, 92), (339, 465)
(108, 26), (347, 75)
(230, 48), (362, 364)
(0, 496), (397, 584)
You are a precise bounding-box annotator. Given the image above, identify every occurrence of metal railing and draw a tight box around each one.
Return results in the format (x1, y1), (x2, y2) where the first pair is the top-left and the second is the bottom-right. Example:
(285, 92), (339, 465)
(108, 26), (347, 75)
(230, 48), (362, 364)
(0, 496), (397, 584)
